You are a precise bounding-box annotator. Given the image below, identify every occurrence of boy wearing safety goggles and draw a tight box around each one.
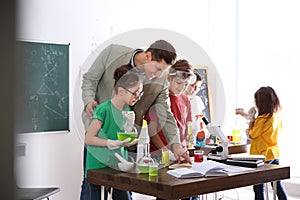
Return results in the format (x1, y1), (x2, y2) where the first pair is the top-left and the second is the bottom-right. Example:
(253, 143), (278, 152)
(146, 59), (198, 200)
(146, 59), (196, 157)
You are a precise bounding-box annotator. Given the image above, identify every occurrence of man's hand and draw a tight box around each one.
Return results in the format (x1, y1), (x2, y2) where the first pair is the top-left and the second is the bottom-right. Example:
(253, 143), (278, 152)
(172, 143), (191, 164)
(85, 101), (98, 119)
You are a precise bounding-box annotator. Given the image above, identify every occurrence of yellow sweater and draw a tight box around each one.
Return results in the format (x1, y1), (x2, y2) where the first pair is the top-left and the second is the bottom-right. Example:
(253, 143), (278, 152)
(249, 113), (281, 161)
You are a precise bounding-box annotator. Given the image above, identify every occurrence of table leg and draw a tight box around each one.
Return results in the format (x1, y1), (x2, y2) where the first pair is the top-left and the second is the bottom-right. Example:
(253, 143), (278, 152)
(214, 192), (218, 200)
(101, 186), (105, 200)
(272, 181), (277, 200)
(265, 183), (269, 200)
(199, 194), (207, 200)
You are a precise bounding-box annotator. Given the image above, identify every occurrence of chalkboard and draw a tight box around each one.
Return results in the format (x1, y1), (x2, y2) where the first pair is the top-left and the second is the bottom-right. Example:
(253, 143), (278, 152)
(194, 66), (211, 123)
(15, 41), (69, 133)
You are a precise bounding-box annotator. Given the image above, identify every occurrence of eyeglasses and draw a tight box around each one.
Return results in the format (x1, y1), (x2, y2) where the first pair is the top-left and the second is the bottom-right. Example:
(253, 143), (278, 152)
(123, 87), (144, 99)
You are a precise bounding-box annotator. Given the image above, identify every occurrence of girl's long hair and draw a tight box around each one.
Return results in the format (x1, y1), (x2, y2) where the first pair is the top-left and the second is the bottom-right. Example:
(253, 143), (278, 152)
(255, 86), (281, 117)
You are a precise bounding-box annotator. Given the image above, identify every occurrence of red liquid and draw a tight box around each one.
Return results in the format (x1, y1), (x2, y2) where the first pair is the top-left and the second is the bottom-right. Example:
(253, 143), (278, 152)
(194, 153), (203, 162)
(227, 135), (232, 141)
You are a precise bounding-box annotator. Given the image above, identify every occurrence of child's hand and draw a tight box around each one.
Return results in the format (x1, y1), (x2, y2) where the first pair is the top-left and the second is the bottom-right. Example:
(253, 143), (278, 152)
(124, 139), (139, 147)
(235, 108), (248, 119)
(115, 153), (136, 172)
(107, 138), (131, 150)
(248, 107), (257, 122)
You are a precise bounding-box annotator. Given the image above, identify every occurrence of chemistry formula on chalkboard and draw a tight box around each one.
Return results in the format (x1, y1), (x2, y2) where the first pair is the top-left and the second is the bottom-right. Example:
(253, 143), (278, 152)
(15, 41), (69, 133)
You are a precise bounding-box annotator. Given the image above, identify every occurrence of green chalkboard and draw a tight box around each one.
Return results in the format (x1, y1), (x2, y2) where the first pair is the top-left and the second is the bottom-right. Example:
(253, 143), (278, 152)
(15, 41), (69, 133)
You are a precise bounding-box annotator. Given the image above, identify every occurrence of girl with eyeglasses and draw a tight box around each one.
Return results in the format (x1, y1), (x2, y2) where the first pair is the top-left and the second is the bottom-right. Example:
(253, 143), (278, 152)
(84, 64), (143, 200)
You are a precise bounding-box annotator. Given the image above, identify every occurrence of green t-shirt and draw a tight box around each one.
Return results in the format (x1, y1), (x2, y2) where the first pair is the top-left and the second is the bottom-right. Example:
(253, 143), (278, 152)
(85, 100), (130, 177)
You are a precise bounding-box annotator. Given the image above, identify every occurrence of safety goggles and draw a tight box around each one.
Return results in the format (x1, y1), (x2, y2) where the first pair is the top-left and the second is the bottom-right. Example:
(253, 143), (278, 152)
(169, 70), (196, 84)
(123, 87), (144, 99)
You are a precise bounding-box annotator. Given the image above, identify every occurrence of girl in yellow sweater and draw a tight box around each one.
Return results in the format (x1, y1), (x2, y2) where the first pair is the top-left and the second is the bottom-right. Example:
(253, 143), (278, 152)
(236, 86), (287, 200)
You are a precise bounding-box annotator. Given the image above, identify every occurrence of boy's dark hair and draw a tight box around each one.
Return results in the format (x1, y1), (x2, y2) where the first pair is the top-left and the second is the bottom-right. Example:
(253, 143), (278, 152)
(146, 40), (176, 65)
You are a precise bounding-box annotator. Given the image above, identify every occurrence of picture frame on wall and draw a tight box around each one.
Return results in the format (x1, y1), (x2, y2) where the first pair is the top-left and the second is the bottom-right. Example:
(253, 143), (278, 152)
(193, 66), (212, 123)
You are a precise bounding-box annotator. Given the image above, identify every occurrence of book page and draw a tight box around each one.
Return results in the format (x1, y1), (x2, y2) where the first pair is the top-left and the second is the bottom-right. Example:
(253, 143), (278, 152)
(167, 168), (203, 178)
(167, 161), (255, 178)
(167, 160), (225, 178)
(190, 160), (225, 175)
(223, 164), (255, 174)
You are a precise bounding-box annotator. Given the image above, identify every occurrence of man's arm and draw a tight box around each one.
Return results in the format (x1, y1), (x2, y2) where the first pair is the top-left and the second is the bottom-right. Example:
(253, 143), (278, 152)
(154, 87), (180, 145)
(81, 44), (113, 108)
(81, 44), (134, 130)
(155, 87), (191, 163)
(150, 134), (169, 150)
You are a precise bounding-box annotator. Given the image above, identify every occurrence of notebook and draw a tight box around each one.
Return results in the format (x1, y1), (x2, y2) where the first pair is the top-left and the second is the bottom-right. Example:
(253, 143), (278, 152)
(226, 158), (264, 168)
(227, 154), (265, 161)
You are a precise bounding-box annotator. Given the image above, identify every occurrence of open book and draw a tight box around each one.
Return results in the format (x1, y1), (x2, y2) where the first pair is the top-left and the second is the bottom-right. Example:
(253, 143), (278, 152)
(167, 160), (228, 178)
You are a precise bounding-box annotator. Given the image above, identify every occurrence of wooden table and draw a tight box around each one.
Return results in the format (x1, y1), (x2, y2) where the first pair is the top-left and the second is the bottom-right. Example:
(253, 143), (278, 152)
(87, 164), (290, 200)
(15, 187), (60, 200)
